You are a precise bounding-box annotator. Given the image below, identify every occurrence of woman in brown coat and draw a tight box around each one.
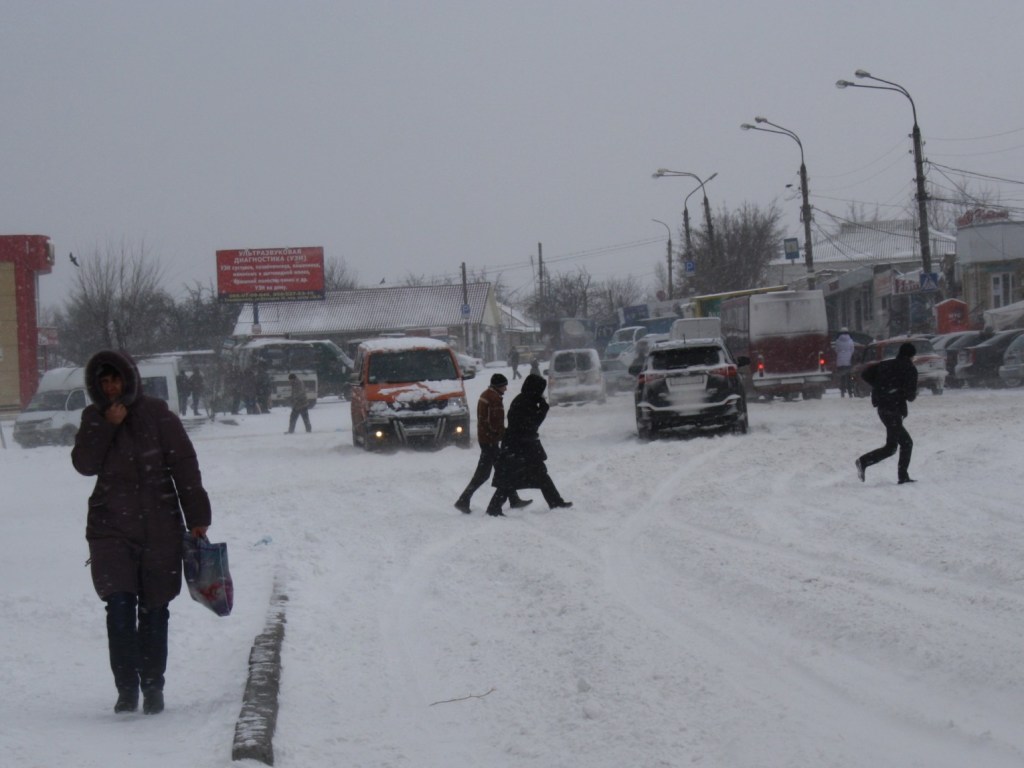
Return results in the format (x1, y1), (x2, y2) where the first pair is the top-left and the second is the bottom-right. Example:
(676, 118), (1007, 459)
(72, 350), (212, 715)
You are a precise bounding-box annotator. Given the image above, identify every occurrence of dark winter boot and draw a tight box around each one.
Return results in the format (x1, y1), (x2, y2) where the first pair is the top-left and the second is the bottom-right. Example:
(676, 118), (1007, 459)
(143, 689), (164, 715)
(105, 593), (140, 704)
(114, 689), (139, 713)
(138, 603), (169, 702)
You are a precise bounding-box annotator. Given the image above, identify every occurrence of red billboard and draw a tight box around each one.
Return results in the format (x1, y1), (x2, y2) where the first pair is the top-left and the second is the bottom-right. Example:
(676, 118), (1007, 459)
(217, 246), (325, 303)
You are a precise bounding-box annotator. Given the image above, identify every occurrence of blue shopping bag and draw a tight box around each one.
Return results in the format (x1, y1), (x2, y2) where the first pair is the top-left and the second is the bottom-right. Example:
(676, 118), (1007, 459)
(182, 533), (234, 617)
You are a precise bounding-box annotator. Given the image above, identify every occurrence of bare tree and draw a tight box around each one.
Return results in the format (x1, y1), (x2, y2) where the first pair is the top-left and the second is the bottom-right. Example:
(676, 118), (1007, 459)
(323, 256), (359, 291)
(688, 202), (783, 294)
(55, 240), (174, 363)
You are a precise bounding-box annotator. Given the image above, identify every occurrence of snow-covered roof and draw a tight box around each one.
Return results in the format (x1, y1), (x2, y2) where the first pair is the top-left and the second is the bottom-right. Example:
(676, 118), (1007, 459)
(231, 282), (496, 337)
(357, 336), (452, 352)
(773, 219), (956, 267)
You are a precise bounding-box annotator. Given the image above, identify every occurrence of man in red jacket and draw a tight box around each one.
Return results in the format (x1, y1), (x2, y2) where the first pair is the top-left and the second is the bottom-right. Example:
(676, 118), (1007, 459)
(454, 373), (532, 514)
(72, 350), (212, 716)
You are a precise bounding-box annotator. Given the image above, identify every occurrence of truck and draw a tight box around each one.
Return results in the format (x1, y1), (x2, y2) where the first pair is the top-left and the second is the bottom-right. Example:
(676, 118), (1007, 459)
(719, 290), (831, 400)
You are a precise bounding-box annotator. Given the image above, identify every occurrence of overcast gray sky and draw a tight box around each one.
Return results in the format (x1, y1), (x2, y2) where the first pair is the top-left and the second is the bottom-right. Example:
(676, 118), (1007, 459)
(4, 0), (1023, 310)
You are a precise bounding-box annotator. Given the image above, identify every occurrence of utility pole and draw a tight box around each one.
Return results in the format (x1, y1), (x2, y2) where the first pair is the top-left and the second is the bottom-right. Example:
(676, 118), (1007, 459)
(537, 242), (544, 311)
(461, 262), (469, 353)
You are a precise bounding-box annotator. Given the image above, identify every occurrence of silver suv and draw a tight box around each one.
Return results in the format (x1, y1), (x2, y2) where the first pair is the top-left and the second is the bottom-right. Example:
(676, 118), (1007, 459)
(630, 339), (750, 438)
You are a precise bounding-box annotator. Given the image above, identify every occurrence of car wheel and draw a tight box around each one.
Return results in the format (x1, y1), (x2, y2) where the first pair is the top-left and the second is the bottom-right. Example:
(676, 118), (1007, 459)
(61, 426), (78, 446)
(930, 384), (944, 395)
(1003, 377), (1023, 388)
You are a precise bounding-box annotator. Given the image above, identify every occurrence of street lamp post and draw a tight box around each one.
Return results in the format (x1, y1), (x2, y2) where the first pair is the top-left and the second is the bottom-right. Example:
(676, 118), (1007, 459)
(836, 70), (932, 277)
(741, 117), (815, 288)
(652, 219), (673, 299)
(652, 169), (718, 267)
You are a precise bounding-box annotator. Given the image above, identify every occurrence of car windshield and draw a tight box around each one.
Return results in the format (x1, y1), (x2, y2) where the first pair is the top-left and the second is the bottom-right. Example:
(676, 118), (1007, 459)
(367, 349), (457, 383)
(25, 391), (72, 412)
(553, 352), (595, 373)
(650, 346), (722, 369)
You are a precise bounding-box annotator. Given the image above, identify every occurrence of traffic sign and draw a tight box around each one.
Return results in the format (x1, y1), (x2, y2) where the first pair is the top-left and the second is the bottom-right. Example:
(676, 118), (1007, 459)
(461, 303), (472, 317)
(784, 238), (799, 260)
(919, 272), (940, 293)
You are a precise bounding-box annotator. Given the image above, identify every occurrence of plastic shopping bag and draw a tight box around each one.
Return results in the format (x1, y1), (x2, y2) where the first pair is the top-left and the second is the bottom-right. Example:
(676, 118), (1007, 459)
(182, 532), (234, 616)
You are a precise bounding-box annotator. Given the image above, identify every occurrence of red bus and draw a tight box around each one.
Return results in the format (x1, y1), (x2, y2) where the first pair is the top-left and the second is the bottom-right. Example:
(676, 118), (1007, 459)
(720, 290), (831, 400)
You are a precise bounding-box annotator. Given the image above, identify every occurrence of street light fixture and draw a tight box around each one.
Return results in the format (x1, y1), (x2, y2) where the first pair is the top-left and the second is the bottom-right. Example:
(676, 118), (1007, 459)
(651, 218), (673, 299)
(836, 69), (932, 277)
(652, 169), (718, 266)
(741, 116), (815, 288)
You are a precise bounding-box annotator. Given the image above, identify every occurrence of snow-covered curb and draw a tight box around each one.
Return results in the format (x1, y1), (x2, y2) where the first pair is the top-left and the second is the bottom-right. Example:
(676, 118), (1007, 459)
(232, 581), (288, 765)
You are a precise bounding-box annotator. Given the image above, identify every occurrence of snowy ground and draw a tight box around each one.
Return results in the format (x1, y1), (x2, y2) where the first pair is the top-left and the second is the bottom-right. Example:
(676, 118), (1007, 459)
(2, 372), (1023, 768)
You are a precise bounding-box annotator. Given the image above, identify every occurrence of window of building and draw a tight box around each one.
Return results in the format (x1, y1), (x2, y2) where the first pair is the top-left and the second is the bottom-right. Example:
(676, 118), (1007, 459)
(991, 273), (1015, 308)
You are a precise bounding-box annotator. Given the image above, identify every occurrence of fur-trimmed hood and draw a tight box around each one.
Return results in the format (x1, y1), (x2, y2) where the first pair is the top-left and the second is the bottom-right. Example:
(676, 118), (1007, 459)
(521, 373), (547, 398)
(85, 350), (142, 408)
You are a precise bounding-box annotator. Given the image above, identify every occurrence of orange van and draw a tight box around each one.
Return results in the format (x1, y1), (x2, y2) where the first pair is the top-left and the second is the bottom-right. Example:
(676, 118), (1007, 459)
(349, 337), (472, 451)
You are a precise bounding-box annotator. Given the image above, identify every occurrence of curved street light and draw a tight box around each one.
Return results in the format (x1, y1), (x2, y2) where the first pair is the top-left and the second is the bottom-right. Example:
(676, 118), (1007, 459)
(651, 218), (673, 299)
(741, 116), (815, 287)
(836, 69), (932, 277)
(652, 169), (718, 264)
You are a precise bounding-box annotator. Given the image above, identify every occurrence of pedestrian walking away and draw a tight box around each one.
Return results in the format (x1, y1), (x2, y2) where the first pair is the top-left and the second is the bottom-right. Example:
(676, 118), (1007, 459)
(71, 350), (212, 716)
(856, 342), (918, 484)
(485, 373), (572, 516)
(287, 373), (312, 433)
(507, 346), (521, 379)
(454, 373), (531, 514)
(834, 328), (856, 397)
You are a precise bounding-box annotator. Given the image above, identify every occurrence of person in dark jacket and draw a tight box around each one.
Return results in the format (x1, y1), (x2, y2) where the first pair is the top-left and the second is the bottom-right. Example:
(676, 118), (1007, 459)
(72, 350), (212, 715)
(856, 342), (919, 484)
(454, 373), (531, 513)
(188, 368), (205, 416)
(485, 373), (572, 516)
(507, 346), (521, 379)
(286, 373), (312, 433)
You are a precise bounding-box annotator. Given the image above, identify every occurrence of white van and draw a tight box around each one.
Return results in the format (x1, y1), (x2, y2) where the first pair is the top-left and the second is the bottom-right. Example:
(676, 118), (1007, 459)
(13, 361), (180, 448)
(546, 348), (606, 405)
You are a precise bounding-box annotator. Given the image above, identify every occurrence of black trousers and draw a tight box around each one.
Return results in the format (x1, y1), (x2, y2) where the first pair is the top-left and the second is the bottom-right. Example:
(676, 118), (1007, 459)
(859, 408), (913, 479)
(105, 592), (169, 694)
(289, 407), (312, 432)
(458, 444), (522, 505)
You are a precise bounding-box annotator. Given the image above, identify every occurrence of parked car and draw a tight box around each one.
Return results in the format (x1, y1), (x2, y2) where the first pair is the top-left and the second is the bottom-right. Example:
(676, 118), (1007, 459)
(851, 336), (946, 396)
(630, 338), (750, 439)
(998, 333), (1024, 387)
(940, 330), (986, 388)
(955, 329), (1024, 388)
(546, 348), (606, 405)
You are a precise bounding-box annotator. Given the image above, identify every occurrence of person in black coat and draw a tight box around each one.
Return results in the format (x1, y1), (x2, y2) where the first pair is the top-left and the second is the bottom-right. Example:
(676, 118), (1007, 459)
(485, 373), (572, 516)
(856, 342), (919, 484)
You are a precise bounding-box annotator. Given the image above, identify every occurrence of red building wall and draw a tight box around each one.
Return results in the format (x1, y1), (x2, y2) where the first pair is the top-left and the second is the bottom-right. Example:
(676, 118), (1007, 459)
(0, 235), (53, 409)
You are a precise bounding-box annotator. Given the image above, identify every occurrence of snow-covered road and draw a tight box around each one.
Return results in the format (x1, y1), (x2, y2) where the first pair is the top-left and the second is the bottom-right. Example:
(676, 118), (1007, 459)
(3, 376), (1023, 767)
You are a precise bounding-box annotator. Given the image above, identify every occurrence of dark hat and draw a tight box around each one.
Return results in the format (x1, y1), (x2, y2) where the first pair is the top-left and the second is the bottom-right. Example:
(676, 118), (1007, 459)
(898, 342), (917, 358)
(490, 373), (509, 387)
(96, 363), (119, 379)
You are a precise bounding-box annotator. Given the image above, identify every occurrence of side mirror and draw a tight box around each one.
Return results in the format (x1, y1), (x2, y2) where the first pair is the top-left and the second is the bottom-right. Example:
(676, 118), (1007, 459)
(628, 364), (642, 375)
(542, 368), (549, 376)
(463, 369), (476, 380)
(736, 356), (750, 368)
